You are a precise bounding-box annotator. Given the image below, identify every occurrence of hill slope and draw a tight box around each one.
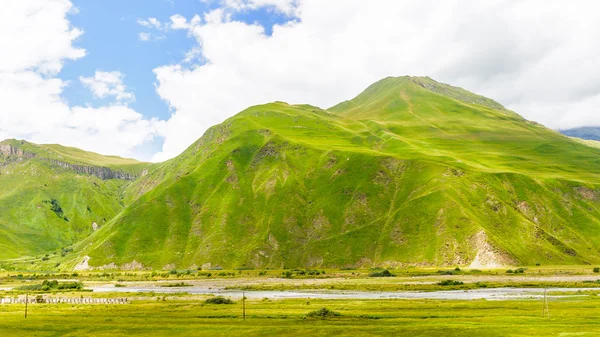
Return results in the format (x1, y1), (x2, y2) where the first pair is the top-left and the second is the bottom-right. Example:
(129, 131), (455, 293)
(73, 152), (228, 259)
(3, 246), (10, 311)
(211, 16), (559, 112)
(72, 76), (600, 270)
(0, 140), (150, 259)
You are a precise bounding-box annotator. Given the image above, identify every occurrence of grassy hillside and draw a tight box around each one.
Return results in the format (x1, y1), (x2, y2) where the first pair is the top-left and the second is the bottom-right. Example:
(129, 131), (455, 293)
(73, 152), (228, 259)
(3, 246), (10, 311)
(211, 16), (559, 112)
(0, 140), (150, 259)
(72, 76), (600, 270)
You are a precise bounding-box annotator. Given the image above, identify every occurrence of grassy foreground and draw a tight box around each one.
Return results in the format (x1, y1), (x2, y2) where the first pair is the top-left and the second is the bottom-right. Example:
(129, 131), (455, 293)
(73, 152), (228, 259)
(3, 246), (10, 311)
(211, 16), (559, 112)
(1, 297), (600, 336)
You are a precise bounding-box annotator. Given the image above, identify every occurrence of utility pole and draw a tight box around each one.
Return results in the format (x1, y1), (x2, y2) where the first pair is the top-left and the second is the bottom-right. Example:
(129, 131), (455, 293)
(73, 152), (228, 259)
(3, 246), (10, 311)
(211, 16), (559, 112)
(242, 291), (246, 321)
(542, 288), (550, 318)
(25, 292), (28, 319)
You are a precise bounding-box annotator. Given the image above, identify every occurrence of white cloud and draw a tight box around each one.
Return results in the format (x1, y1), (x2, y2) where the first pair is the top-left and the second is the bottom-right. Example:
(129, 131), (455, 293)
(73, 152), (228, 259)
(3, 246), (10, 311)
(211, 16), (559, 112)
(137, 17), (162, 29)
(222, 0), (298, 15)
(0, 1), (160, 160)
(150, 0), (600, 160)
(0, 0), (85, 75)
(139, 32), (151, 41)
(169, 14), (190, 30)
(138, 14), (201, 32)
(80, 71), (135, 103)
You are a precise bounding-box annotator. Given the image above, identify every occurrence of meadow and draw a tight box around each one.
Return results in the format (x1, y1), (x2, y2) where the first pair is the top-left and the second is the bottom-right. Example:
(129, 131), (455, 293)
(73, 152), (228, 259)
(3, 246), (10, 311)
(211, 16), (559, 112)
(1, 295), (600, 336)
(2, 266), (600, 335)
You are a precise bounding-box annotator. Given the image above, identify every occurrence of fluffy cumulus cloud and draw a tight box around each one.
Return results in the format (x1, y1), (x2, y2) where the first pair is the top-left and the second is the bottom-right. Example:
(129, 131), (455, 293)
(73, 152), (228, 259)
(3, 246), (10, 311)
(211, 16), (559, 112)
(147, 0), (600, 161)
(80, 71), (135, 103)
(0, 0), (160, 160)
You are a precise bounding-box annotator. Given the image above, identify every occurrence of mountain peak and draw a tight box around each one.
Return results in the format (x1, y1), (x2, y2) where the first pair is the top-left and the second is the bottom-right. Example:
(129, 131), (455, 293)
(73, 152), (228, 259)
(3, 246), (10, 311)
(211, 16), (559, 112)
(328, 76), (505, 119)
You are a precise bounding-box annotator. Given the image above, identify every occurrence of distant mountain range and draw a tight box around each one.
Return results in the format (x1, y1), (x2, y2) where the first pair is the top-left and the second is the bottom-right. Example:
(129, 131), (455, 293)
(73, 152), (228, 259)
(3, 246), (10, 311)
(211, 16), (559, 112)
(560, 127), (600, 141)
(3, 76), (600, 271)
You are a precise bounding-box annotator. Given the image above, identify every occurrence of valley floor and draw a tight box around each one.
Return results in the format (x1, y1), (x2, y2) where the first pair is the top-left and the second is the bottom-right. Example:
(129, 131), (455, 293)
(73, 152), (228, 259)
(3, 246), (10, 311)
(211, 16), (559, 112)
(1, 296), (600, 336)
(3, 266), (600, 335)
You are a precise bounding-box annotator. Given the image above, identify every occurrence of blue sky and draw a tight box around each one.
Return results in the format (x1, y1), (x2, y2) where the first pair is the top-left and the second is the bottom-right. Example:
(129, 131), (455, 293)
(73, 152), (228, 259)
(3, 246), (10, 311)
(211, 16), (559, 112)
(62, 0), (200, 120)
(61, 0), (292, 121)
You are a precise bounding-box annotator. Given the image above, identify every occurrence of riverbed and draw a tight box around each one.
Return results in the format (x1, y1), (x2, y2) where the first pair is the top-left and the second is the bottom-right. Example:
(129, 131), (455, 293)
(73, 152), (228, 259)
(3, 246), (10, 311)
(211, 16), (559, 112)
(88, 285), (597, 300)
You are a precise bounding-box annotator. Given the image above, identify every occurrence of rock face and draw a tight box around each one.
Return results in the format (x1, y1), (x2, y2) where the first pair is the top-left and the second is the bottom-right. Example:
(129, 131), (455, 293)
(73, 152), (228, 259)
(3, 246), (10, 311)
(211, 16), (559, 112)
(46, 159), (138, 180)
(0, 144), (34, 159)
(0, 144), (24, 157)
(0, 144), (137, 181)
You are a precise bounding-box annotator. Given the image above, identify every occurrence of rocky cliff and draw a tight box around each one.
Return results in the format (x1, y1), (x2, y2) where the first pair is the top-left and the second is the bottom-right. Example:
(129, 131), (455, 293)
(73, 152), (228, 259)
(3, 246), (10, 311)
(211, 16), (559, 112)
(46, 159), (138, 180)
(0, 144), (138, 181)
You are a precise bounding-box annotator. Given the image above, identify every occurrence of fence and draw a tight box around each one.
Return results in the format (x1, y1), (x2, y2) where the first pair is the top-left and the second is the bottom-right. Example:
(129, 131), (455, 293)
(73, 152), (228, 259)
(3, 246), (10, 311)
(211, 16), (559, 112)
(0, 297), (128, 304)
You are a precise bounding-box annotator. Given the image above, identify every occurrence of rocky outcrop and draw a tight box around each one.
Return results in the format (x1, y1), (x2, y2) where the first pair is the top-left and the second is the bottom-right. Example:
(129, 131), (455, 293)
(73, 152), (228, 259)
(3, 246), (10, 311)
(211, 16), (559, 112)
(0, 144), (34, 159)
(0, 144), (139, 181)
(46, 159), (138, 180)
(1, 144), (24, 157)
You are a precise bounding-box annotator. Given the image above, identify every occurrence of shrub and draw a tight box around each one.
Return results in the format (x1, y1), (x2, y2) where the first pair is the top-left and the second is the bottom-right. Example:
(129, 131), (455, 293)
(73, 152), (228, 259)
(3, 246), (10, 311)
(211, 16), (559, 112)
(369, 269), (394, 277)
(593, 267), (600, 273)
(437, 280), (464, 286)
(16, 280), (83, 292)
(306, 307), (340, 318)
(61, 247), (73, 257)
(204, 296), (234, 305)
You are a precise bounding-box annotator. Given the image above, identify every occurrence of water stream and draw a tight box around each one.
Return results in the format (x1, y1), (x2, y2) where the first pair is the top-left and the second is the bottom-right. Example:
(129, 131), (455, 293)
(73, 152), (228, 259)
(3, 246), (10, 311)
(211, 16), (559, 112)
(88, 286), (597, 300)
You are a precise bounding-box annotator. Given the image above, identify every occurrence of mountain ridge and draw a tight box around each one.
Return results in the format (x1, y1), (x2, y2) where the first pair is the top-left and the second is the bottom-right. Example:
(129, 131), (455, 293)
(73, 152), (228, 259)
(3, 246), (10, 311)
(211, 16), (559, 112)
(59, 76), (600, 270)
(3, 76), (600, 271)
(0, 140), (151, 260)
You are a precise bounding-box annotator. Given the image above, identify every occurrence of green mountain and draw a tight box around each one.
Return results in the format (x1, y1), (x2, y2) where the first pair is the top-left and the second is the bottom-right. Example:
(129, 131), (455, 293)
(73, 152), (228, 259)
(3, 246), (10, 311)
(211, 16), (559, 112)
(68, 76), (600, 270)
(0, 139), (150, 259)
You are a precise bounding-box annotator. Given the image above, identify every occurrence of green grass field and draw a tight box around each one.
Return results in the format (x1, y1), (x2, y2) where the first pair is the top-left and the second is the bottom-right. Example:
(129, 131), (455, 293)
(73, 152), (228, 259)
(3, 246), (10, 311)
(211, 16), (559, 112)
(1, 296), (600, 336)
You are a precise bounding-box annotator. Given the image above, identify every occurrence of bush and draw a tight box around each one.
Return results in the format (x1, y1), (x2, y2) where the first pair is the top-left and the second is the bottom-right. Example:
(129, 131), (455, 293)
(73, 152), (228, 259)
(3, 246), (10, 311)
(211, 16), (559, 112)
(306, 307), (340, 318)
(16, 280), (83, 292)
(61, 247), (73, 257)
(593, 267), (600, 273)
(369, 269), (394, 277)
(204, 296), (234, 305)
(437, 280), (464, 286)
